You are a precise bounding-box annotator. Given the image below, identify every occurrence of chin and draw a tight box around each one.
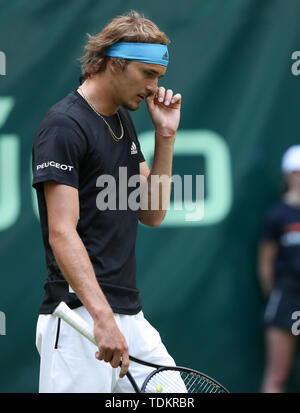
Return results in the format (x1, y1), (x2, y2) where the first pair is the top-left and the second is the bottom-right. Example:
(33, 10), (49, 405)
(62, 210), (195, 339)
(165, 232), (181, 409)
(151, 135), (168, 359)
(122, 101), (140, 111)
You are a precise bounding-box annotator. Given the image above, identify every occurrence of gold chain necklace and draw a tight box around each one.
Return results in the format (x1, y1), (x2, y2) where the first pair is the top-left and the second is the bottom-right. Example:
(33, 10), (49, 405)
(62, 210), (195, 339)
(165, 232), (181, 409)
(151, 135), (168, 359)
(79, 87), (124, 142)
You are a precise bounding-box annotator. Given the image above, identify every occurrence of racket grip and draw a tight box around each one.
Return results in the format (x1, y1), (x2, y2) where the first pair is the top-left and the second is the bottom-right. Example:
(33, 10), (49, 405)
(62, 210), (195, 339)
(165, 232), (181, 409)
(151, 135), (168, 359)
(53, 302), (97, 346)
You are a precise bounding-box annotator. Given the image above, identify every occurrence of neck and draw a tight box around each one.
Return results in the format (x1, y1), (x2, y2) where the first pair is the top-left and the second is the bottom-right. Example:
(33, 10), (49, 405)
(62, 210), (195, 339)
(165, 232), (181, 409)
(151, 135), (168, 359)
(78, 74), (119, 116)
(284, 189), (300, 207)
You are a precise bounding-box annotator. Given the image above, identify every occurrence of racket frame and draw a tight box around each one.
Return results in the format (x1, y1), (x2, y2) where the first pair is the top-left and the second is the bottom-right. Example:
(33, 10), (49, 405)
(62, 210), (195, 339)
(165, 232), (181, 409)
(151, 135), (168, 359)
(140, 365), (229, 393)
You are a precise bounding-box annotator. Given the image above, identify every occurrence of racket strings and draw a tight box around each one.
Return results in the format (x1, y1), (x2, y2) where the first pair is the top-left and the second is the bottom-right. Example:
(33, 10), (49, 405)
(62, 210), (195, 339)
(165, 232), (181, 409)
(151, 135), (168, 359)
(144, 369), (226, 393)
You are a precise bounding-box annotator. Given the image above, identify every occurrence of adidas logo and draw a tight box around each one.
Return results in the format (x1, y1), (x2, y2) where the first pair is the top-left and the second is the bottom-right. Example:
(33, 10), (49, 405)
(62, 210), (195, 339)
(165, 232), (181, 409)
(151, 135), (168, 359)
(162, 51), (169, 61)
(131, 141), (138, 155)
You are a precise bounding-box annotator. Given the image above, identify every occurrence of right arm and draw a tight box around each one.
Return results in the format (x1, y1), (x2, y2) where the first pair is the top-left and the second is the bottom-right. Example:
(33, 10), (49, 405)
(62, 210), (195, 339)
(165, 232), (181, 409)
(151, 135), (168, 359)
(257, 240), (278, 297)
(44, 181), (129, 377)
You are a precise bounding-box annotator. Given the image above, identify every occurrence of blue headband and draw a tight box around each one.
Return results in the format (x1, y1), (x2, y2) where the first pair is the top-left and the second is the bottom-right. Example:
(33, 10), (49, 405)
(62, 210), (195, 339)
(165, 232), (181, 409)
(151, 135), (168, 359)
(104, 42), (169, 67)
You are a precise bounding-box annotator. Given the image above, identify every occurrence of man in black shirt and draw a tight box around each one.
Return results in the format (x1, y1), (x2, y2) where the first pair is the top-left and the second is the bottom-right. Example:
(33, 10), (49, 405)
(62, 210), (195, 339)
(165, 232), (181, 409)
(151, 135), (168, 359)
(32, 11), (181, 392)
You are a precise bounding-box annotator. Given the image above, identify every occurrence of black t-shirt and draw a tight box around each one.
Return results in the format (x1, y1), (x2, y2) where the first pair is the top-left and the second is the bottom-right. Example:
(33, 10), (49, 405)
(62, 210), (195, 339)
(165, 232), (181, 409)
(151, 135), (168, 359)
(32, 90), (145, 315)
(261, 200), (300, 287)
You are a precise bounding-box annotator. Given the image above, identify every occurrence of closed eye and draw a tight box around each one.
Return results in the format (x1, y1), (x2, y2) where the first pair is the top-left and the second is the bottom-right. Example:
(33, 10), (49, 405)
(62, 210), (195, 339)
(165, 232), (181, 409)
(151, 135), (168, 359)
(144, 70), (164, 79)
(144, 71), (156, 78)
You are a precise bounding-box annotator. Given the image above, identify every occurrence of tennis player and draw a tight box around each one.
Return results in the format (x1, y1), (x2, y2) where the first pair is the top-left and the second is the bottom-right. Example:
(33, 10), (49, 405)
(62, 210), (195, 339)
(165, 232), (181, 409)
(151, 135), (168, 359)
(32, 11), (181, 392)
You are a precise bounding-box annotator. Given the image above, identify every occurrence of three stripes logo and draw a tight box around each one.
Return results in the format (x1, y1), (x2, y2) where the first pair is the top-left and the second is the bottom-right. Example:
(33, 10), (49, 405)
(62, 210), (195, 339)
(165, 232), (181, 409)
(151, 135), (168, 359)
(162, 51), (169, 61)
(131, 141), (137, 155)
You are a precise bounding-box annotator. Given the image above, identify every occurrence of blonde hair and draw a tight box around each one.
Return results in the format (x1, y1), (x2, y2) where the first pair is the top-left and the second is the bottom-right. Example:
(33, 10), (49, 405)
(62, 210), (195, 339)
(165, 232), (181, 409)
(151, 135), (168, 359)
(79, 11), (170, 79)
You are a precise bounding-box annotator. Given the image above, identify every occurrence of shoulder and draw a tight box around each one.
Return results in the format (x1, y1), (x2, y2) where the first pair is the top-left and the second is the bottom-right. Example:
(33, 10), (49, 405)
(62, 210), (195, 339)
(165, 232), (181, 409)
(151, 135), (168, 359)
(38, 91), (90, 132)
(40, 112), (78, 130)
(33, 109), (88, 156)
(264, 201), (287, 224)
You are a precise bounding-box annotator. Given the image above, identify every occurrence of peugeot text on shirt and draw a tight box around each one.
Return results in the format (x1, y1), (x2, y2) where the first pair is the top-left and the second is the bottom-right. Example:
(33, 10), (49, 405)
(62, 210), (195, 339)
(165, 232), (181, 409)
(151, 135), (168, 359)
(36, 161), (74, 172)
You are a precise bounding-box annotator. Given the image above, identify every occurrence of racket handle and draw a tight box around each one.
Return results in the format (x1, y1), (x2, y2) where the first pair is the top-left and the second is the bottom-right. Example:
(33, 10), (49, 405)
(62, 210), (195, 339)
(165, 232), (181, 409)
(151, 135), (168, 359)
(53, 302), (97, 346)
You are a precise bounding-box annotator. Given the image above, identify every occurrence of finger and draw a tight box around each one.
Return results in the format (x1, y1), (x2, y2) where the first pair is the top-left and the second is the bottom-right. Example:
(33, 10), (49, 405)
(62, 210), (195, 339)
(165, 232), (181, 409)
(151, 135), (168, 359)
(95, 349), (104, 360)
(146, 93), (155, 110)
(119, 351), (130, 378)
(110, 350), (123, 369)
(170, 93), (182, 105)
(164, 89), (173, 106)
(96, 349), (113, 363)
(157, 86), (165, 103)
(103, 350), (114, 363)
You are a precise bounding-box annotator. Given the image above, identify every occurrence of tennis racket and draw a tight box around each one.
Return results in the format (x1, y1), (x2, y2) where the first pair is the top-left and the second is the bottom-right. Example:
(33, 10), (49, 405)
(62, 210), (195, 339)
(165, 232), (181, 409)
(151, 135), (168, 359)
(53, 302), (229, 393)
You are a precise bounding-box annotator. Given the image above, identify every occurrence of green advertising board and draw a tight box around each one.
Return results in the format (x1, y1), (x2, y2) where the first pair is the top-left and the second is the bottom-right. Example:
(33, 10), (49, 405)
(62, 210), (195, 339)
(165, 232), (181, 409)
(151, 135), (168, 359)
(1, 0), (300, 393)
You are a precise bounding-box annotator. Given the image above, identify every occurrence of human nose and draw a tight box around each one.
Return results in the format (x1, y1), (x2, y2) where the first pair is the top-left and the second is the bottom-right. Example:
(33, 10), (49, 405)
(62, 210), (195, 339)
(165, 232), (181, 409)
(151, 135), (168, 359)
(146, 79), (158, 96)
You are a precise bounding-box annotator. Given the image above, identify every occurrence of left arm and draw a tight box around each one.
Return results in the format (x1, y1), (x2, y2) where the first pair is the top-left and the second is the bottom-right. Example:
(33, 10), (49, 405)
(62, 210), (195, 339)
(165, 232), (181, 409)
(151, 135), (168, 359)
(139, 87), (181, 227)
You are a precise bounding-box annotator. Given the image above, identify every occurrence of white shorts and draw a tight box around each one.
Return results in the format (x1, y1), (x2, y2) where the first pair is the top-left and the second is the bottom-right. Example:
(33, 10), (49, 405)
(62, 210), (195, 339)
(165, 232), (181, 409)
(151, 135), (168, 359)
(36, 307), (175, 393)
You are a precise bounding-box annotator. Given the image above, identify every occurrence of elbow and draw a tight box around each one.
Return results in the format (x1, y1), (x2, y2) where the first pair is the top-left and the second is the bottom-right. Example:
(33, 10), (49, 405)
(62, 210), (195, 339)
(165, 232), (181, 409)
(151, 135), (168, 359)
(48, 225), (75, 248)
(140, 221), (162, 228)
(139, 212), (166, 228)
(48, 228), (63, 249)
(145, 220), (162, 228)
